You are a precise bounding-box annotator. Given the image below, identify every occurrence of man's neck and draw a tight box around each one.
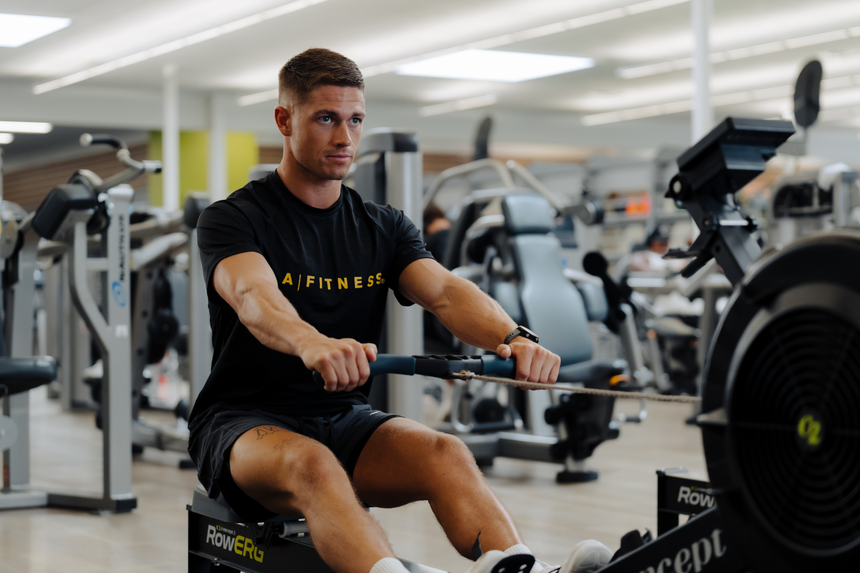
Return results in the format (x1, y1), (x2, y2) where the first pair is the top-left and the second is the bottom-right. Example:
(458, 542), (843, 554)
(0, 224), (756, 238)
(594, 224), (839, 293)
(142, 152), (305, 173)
(276, 158), (341, 209)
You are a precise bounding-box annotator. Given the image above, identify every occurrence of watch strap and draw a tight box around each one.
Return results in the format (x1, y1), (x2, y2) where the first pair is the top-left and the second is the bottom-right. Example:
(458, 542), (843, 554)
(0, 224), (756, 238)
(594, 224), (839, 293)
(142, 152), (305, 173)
(504, 326), (539, 345)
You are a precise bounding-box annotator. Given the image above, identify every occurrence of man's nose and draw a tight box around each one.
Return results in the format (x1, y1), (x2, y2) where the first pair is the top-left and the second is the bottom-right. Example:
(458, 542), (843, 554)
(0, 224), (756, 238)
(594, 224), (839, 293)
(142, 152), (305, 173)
(333, 121), (352, 147)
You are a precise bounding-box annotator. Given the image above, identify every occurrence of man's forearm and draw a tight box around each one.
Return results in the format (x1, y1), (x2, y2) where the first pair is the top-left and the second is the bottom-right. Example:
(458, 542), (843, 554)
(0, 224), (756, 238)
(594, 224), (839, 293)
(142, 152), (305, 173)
(235, 283), (323, 357)
(431, 277), (517, 352)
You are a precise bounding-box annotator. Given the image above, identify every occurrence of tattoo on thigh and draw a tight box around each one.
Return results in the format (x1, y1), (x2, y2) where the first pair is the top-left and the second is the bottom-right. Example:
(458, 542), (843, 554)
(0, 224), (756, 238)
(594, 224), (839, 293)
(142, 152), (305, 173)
(254, 425), (283, 440)
(274, 438), (289, 452)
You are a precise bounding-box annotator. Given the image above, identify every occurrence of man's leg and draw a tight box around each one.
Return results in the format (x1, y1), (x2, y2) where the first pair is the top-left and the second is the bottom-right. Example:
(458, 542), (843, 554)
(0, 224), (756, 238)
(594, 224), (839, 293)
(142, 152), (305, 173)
(352, 418), (522, 559)
(229, 425), (395, 573)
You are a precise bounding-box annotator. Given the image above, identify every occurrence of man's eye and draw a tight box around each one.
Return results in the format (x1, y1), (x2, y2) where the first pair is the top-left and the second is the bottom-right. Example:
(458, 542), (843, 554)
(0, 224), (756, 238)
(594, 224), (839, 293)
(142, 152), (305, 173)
(350, 117), (362, 125)
(319, 116), (332, 123)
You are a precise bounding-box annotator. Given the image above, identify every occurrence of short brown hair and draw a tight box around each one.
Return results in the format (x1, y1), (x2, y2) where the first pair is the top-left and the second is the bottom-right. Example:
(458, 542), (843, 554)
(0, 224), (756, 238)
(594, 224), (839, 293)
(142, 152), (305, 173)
(423, 202), (447, 231)
(278, 48), (364, 105)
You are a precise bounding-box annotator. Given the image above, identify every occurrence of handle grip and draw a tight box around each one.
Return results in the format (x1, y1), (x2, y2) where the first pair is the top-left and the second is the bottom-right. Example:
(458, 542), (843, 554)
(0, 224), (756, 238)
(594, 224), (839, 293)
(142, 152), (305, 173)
(312, 354), (516, 386)
(80, 133), (126, 150)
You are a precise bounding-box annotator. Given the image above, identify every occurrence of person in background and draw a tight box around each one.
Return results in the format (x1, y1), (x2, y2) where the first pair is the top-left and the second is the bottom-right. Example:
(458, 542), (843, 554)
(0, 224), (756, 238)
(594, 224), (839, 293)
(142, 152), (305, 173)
(628, 224), (671, 273)
(423, 202), (451, 263)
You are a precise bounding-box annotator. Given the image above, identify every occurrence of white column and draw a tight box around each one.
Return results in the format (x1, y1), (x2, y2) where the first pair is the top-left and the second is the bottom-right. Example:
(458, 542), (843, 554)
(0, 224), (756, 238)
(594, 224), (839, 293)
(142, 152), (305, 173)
(691, 0), (714, 142)
(162, 63), (180, 211)
(208, 93), (229, 202)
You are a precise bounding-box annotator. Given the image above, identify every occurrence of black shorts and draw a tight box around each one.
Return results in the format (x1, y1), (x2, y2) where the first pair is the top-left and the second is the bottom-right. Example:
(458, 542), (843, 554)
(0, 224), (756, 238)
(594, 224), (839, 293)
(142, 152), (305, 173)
(188, 404), (399, 521)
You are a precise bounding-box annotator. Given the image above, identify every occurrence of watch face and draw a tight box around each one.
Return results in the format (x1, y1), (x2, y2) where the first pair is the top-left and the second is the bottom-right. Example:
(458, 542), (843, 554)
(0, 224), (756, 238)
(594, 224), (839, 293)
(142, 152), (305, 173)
(520, 326), (536, 338)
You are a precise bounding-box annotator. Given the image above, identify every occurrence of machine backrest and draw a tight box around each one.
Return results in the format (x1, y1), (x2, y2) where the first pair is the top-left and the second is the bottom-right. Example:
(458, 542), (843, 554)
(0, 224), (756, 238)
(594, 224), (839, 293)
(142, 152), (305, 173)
(441, 197), (481, 269)
(575, 282), (609, 322)
(501, 195), (593, 365)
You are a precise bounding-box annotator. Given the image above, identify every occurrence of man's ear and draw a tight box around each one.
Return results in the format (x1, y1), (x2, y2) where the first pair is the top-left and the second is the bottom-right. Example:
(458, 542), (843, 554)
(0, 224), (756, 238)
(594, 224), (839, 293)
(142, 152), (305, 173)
(275, 105), (292, 137)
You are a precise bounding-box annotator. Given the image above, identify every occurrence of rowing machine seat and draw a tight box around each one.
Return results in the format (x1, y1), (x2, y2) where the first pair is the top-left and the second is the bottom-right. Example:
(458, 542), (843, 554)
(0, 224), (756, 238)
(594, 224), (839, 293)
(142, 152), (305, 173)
(190, 484), (309, 534)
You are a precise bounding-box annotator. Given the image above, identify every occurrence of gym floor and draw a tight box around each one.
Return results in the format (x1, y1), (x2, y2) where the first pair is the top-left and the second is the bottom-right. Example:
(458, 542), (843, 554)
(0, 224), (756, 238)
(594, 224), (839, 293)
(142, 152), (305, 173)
(0, 390), (707, 573)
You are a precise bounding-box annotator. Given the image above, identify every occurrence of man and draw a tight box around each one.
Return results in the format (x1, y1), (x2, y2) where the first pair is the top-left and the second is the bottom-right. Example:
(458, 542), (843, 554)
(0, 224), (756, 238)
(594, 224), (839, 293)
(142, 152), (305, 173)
(422, 202), (451, 263)
(189, 48), (613, 573)
(628, 224), (671, 273)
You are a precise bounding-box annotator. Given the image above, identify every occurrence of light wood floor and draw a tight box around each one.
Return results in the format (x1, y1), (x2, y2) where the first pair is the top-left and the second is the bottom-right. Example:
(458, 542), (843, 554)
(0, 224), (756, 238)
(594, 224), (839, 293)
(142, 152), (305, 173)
(0, 389), (707, 573)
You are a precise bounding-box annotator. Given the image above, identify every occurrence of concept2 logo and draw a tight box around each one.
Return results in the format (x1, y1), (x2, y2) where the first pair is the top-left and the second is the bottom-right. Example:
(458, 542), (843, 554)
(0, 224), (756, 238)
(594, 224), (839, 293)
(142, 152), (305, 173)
(677, 486), (715, 509)
(640, 529), (727, 573)
(206, 524), (264, 563)
(797, 410), (824, 451)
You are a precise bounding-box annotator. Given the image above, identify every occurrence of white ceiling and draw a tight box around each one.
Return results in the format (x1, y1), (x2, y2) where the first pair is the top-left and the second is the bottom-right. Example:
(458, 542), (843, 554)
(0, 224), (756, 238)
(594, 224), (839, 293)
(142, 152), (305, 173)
(2, 0), (860, 162)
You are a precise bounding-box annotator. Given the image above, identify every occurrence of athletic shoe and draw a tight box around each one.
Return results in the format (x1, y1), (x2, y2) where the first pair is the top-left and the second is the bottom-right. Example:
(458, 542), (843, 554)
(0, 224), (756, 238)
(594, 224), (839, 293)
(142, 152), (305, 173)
(465, 550), (536, 573)
(557, 540), (613, 573)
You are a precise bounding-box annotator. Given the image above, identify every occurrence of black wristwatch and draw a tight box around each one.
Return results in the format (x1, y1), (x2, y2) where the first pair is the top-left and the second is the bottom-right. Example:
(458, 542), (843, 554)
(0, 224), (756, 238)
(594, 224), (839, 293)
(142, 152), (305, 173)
(504, 325), (539, 345)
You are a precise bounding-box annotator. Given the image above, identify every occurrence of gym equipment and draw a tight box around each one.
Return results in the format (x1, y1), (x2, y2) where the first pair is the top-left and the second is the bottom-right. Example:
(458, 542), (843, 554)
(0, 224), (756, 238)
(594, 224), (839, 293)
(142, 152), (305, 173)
(349, 129), (425, 422)
(68, 191), (211, 461)
(422, 157), (657, 479)
(424, 181), (632, 481)
(766, 164), (859, 248)
(601, 117), (860, 573)
(126, 196), (211, 460)
(1, 133), (160, 512)
(188, 353), (539, 573)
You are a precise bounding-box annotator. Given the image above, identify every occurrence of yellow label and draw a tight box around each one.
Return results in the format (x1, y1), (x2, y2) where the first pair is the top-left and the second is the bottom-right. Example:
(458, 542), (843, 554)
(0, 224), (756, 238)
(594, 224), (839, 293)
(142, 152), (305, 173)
(797, 414), (822, 446)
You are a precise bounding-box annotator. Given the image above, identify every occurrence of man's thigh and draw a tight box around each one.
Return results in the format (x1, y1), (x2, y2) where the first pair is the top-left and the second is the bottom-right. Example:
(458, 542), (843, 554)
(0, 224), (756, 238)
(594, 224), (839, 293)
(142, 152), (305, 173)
(230, 424), (339, 516)
(352, 418), (473, 508)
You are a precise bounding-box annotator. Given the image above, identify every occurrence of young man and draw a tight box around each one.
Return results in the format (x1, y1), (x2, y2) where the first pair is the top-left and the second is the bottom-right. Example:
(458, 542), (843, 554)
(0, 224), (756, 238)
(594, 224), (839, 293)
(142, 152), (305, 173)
(189, 48), (612, 573)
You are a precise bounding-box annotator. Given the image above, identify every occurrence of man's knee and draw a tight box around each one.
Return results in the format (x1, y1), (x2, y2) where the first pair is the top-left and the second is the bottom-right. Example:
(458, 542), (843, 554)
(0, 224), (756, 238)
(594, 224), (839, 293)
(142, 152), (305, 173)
(279, 441), (349, 493)
(427, 432), (478, 475)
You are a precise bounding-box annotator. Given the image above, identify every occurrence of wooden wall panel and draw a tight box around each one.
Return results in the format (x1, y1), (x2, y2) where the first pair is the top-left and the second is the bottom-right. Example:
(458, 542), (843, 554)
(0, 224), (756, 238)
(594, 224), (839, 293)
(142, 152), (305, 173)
(258, 146), (282, 165)
(3, 143), (149, 211)
(253, 147), (574, 179)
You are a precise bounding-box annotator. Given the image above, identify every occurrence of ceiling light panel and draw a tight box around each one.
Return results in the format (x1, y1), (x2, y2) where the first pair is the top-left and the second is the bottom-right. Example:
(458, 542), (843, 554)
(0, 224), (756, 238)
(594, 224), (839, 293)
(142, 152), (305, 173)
(0, 121), (52, 134)
(619, 26), (860, 79)
(362, 0), (689, 78)
(32, 0), (328, 94)
(395, 50), (594, 83)
(236, 0), (689, 105)
(603, 0), (860, 62)
(0, 13), (70, 48)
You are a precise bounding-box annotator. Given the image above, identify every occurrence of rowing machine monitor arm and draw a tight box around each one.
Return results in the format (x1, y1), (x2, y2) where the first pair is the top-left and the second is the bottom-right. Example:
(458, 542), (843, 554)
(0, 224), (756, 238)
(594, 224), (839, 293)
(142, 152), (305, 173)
(663, 117), (795, 285)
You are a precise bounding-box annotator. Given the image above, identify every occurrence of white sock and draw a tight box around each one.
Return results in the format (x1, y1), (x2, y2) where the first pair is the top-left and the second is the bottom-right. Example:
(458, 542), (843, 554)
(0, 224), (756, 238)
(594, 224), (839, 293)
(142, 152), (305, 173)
(504, 544), (553, 573)
(504, 544), (533, 556)
(369, 557), (411, 573)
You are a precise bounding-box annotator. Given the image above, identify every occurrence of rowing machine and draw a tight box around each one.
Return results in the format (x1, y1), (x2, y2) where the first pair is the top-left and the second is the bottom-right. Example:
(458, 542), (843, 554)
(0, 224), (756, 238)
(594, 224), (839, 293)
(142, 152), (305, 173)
(188, 354), (540, 573)
(593, 117), (860, 573)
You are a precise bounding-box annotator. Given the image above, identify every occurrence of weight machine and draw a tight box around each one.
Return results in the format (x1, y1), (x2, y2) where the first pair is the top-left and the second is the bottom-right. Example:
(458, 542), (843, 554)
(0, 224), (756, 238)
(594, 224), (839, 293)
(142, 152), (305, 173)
(1, 133), (161, 512)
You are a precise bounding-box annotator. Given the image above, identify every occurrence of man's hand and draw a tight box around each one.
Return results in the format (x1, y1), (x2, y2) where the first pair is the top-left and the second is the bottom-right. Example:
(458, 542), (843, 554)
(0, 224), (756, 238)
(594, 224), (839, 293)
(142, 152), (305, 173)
(300, 336), (378, 392)
(496, 339), (560, 384)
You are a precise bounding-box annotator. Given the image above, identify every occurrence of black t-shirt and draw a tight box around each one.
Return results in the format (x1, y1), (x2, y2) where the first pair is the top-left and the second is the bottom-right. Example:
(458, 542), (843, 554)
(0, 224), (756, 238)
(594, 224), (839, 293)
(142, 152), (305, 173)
(189, 171), (432, 430)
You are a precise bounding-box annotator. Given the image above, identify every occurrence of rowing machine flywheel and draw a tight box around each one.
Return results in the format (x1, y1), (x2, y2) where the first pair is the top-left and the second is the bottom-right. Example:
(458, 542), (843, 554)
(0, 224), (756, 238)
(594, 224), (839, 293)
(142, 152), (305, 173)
(701, 230), (860, 573)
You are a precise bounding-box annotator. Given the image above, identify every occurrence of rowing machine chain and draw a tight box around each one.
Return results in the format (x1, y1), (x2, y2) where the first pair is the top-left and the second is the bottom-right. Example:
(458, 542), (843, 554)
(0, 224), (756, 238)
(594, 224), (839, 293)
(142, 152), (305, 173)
(450, 371), (702, 404)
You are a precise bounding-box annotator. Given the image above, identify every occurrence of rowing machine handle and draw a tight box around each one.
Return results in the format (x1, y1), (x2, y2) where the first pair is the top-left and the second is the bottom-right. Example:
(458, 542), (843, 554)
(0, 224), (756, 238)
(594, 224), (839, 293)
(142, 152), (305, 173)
(312, 354), (516, 386)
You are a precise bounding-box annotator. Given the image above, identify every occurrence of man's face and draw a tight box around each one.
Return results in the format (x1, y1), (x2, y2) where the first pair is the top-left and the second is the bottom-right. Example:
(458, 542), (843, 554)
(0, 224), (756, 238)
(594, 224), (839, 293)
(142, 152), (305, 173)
(283, 85), (365, 182)
(650, 239), (669, 255)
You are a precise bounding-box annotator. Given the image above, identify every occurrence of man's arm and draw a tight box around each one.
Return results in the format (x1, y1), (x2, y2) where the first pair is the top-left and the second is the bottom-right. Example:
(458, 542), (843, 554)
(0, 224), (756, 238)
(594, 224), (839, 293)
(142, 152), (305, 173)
(212, 251), (376, 391)
(397, 259), (561, 383)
